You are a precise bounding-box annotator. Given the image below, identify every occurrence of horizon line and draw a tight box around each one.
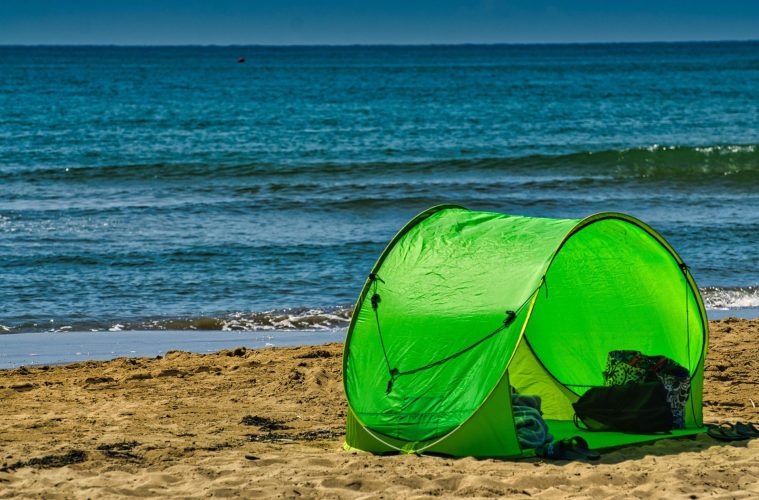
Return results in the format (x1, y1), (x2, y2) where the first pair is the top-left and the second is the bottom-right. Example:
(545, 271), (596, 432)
(1, 38), (757, 48)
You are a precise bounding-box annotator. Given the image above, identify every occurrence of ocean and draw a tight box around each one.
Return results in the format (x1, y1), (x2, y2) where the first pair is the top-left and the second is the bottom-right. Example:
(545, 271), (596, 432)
(1, 42), (758, 338)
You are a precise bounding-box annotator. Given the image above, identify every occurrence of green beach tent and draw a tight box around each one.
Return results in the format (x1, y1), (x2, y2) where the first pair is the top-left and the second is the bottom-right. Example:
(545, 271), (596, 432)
(343, 206), (708, 458)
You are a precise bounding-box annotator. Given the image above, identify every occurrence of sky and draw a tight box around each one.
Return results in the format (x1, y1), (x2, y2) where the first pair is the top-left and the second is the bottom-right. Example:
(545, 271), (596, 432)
(1, 0), (757, 45)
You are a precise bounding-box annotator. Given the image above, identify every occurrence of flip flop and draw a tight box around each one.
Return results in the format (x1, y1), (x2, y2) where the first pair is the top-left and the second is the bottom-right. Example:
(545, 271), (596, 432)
(735, 422), (759, 439)
(536, 436), (600, 461)
(706, 423), (747, 441)
(562, 437), (601, 461)
(536, 440), (564, 460)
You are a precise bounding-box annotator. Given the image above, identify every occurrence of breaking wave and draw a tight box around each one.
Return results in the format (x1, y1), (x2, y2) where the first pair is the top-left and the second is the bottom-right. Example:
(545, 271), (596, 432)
(1, 287), (757, 334)
(5, 144), (758, 185)
(0, 306), (354, 335)
(700, 287), (759, 311)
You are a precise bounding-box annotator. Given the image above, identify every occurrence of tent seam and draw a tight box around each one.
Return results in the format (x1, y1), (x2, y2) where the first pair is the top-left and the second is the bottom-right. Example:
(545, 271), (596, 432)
(342, 205), (467, 442)
(516, 213), (708, 397)
(414, 285), (543, 455)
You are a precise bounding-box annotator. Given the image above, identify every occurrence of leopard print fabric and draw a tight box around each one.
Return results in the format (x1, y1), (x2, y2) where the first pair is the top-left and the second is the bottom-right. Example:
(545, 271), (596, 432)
(603, 350), (647, 386)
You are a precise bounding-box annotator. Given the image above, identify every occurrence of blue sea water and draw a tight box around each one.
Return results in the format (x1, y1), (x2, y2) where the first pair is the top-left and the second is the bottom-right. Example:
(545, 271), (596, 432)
(0, 42), (758, 335)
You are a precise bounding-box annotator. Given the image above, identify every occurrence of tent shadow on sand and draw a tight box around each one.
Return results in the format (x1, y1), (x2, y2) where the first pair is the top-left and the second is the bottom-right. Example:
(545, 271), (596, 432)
(517, 434), (754, 465)
(344, 206), (709, 459)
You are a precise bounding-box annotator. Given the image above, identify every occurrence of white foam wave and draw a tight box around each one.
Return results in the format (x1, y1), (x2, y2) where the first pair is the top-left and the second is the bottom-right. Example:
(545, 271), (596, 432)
(219, 307), (352, 331)
(694, 145), (756, 154)
(700, 287), (759, 310)
(2, 293), (756, 335)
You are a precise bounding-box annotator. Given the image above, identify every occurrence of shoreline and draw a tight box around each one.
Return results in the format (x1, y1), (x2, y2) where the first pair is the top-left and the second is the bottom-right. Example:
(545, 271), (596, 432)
(0, 329), (346, 370)
(0, 318), (757, 497)
(0, 308), (757, 370)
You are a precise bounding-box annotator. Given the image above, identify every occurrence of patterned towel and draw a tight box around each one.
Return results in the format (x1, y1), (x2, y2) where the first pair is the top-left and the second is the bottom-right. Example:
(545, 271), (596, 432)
(511, 394), (553, 449)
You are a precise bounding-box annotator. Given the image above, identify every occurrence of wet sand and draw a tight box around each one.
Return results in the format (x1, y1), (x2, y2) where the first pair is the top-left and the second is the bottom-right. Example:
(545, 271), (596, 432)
(0, 318), (757, 498)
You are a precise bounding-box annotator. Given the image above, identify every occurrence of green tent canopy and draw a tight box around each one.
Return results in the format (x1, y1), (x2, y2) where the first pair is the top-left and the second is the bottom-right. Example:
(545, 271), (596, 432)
(343, 206), (708, 458)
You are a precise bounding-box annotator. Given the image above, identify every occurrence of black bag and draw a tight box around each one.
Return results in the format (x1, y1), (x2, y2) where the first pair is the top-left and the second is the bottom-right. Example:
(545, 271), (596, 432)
(573, 381), (673, 434)
(603, 350), (691, 430)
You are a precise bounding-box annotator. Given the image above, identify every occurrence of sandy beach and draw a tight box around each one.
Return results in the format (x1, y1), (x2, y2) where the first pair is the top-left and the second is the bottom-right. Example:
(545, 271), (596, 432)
(0, 318), (757, 498)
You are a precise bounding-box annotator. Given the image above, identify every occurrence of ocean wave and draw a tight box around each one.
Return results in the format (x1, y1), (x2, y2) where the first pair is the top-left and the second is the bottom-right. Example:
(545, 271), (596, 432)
(700, 286), (759, 311)
(0, 306), (354, 335)
(0, 288), (757, 334)
(3, 144), (758, 184)
(148, 307), (354, 331)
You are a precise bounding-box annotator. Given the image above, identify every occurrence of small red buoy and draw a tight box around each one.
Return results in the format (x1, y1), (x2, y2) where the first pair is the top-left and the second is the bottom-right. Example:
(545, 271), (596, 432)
(238, 57), (246, 64)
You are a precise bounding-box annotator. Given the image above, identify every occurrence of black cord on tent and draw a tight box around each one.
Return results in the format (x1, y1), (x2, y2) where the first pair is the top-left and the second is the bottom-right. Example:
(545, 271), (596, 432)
(680, 262), (698, 426)
(368, 274), (394, 381)
(369, 274), (543, 394)
(679, 262), (692, 371)
(387, 314), (514, 380)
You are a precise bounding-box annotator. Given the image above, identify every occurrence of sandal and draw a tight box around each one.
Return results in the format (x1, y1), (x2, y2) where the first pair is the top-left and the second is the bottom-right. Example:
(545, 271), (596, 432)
(562, 436), (601, 461)
(735, 422), (759, 439)
(536, 436), (600, 461)
(706, 423), (747, 441)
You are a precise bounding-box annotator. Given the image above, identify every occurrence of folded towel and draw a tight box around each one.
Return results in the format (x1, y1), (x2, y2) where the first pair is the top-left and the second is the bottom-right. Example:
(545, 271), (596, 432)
(512, 394), (553, 449)
(512, 394), (542, 410)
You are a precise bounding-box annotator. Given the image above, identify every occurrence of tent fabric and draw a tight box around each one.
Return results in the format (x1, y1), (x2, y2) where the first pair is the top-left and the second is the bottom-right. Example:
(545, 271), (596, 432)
(343, 205), (708, 458)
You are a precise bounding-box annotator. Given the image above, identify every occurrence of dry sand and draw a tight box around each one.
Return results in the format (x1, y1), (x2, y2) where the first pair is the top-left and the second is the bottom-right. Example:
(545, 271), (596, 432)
(0, 318), (757, 498)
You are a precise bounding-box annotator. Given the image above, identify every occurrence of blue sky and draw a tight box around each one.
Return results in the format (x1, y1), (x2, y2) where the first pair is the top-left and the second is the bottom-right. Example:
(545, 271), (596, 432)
(1, 0), (757, 45)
